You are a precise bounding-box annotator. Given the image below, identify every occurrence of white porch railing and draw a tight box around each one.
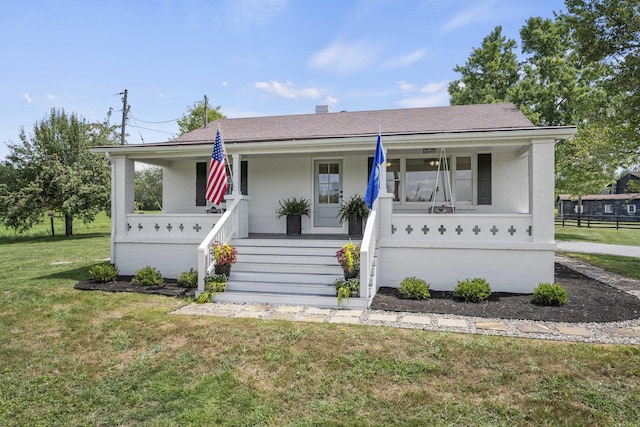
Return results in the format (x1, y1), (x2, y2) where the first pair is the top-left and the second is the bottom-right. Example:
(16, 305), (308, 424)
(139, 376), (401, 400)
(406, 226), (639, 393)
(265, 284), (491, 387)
(388, 213), (533, 243)
(197, 197), (242, 294)
(359, 209), (378, 299)
(124, 214), (221, 239)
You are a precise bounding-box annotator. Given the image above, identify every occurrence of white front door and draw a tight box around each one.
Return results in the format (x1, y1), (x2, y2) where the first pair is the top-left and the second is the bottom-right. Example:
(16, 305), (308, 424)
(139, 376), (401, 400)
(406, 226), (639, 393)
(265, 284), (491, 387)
(314, 160), (342, 227)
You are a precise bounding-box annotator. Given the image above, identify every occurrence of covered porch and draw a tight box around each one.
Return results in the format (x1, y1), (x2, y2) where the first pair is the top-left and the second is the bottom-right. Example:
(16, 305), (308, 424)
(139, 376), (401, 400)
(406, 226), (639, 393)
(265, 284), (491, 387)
(91, 103), (575, 305)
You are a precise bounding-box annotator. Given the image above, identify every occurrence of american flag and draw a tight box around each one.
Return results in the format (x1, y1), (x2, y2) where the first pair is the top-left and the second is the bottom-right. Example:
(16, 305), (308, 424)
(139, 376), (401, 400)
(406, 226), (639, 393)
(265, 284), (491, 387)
(206, 128), (228, 205)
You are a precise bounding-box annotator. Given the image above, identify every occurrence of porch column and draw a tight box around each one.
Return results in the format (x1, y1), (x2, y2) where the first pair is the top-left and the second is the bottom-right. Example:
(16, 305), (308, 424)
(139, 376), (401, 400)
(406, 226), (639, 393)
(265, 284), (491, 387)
(378, 192), (394, 240)
(232, 153), (241, 196)
(108, 155), (135, 264)
(529, 139), (555, 243)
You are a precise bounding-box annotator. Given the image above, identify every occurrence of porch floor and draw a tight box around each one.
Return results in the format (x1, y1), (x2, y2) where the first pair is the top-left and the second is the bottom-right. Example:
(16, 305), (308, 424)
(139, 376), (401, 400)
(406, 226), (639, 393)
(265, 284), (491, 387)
(247, 233), (359, 240)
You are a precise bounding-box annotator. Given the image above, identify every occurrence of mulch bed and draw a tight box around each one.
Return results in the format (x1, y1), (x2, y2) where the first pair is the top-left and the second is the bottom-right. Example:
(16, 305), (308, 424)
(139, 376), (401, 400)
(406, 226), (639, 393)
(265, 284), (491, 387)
(371, 263), (640, 323)
(75, 264), (640, 323)
(75, 276), (196, 298)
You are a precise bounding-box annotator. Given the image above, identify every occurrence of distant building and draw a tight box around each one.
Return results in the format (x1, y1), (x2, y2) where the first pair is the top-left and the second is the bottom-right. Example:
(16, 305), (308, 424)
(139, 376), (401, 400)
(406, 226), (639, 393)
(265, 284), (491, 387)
(557, 193), (640, 218)
(610, 172), (640, 194)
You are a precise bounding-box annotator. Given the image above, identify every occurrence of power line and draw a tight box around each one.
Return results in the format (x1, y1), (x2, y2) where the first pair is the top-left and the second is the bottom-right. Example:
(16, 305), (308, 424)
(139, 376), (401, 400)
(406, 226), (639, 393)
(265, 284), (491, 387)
(127, 124), (175, 135)
(129, 114), (145, 144)
(129, 114), (182, 124)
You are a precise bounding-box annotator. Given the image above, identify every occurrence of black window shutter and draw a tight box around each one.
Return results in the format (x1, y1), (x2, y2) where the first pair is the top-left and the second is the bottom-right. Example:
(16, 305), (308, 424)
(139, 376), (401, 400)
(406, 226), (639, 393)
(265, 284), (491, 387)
(195, 162), (207, 206)
(241, 160), (248, 195)
(477, 154), (492, 205)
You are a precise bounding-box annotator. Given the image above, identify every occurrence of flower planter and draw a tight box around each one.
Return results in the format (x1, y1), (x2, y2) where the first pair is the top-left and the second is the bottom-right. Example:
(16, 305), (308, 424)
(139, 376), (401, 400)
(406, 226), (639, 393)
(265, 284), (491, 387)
(214, 264), (231, 277)
(286, 215), (302, 235)
(343, 268), (359, 280)
(348, 217), (363, 237)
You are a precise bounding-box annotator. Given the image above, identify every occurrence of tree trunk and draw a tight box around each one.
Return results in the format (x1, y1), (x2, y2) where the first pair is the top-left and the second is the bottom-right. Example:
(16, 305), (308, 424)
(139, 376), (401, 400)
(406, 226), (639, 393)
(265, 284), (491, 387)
(65, 214), (73, 237)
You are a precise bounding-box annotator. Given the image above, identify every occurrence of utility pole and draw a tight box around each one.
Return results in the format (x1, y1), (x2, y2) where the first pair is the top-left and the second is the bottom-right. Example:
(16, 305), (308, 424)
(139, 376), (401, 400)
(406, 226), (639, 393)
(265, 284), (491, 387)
(120, 89), (129, 145)
(204, 94), (208, 127)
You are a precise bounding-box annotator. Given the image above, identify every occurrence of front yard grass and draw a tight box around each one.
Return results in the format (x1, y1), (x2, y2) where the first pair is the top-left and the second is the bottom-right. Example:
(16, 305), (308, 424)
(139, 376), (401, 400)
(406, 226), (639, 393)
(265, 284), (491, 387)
(561, 252), (640, 281)
(1, 231), (640, 425)
(555, 225), (640, 246)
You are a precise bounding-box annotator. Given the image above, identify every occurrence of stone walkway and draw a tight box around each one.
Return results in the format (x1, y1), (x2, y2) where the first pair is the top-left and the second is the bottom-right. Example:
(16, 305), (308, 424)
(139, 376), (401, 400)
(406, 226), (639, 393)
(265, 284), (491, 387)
(173, 255), (640, 344)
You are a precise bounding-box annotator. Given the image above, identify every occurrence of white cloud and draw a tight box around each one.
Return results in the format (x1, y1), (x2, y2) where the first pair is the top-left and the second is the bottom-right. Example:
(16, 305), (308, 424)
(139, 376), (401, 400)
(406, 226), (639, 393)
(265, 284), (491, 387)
(420, 81), (446, 94)
(398, 92), (450, 108)
(324, 95), (338, 105)
(397, 80), (416, 92)
(254, 81), (321, 100)
(230, 0), (289, 28)
(440, 0), (499, 33)
(46, 93), (55, 100)
(308, 40), (380, 74)
(157, 93), (166, 98)
(383, 49), (427, 69)
(398, 81), (450, 108)
(22, 93), (32, 103)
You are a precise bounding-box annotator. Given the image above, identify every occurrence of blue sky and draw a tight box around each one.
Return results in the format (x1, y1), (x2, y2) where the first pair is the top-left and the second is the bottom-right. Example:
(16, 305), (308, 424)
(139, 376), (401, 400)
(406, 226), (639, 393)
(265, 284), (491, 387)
(0, 0), (566, 159)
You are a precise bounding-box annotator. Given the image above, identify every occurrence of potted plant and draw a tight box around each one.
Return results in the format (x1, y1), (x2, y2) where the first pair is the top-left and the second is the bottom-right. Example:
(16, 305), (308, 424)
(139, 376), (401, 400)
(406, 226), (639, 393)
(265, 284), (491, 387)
(275, 197), (311, 235)
(335, 241), (360, 279)
(338, 194), (369, 236)
(209, 241), (237, 277)
(334, 278), (360, 305)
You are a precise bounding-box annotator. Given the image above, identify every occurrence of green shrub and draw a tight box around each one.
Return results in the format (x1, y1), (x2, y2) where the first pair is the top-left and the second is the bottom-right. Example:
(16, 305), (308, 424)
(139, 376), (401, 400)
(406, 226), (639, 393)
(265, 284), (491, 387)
(398, 276), (430, 300)
(453, 278), (491, 302)
(89, 264), (118, 283)
(131, 266), (164, 286)
(177, 268), (198, 288)
(533, 283), (568, 306)
(334, 278), (360, 305)
(205, 274), (227, 293)
(196, 275), (228, 303)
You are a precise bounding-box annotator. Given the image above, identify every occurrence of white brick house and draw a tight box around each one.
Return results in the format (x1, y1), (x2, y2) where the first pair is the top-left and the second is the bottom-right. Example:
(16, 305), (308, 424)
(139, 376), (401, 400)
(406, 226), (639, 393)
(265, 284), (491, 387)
(92, 103), (576, 308)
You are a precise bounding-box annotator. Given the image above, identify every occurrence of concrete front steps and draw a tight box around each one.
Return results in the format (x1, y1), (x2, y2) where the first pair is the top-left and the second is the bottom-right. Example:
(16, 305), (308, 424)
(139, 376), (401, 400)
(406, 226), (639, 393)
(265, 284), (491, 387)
(212, 237), (373, 309)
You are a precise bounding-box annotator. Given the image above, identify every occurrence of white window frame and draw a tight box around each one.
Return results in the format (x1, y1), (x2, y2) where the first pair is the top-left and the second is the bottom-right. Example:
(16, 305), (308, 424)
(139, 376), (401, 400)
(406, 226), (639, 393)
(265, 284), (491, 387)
(604, 204), (613, 214)
(388, 153), (477, 207)
(628, 204), (637, 214)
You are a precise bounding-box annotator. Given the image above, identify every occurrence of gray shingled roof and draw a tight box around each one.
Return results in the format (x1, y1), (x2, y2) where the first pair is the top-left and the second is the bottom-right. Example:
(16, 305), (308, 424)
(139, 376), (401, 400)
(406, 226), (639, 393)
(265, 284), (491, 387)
(172, 103), (535, 144)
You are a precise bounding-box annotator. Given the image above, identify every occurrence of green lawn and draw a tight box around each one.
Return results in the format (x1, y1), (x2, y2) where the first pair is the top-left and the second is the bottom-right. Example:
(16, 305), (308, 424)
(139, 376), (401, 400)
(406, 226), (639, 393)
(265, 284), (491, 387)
(1, 228), (640, 425)
(555, 225), (640, 246)
(555, 225), (640, 280)
(0, 212), (111, 240)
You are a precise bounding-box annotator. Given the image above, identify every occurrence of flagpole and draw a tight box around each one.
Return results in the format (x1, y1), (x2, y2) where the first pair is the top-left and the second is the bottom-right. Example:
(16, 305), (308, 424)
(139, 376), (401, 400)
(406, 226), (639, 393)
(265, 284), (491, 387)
(217, 123), (234, 187)
(379, 126), (386, 195)
(364, 128), (385, 210)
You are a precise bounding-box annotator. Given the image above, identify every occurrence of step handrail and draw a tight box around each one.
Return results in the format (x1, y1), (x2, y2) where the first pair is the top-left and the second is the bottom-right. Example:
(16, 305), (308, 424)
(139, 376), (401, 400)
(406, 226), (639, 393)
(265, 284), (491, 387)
(197, 197), (241, 294)
(359, 209), (378, 299)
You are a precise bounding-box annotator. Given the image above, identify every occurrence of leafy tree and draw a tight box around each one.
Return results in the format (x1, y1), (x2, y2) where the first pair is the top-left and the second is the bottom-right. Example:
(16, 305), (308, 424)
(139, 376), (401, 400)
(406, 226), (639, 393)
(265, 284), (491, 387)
(0, 163), (12, 185)
(134, 166), (163, 211)
(448, 13), (629, 201)
(0, 108), (114, 236)
(626, 179), (640, 193)
(177, 100), (224, 135)
(448, 26), (519, 105)
(562, 0), (640, 166)
(510, 17), (607, 127)
(555, 121), (618, 196)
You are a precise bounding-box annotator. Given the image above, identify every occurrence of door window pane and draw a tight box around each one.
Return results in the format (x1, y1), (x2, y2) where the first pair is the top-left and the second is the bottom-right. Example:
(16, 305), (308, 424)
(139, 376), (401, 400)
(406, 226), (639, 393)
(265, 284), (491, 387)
(318, 162), (340, 204)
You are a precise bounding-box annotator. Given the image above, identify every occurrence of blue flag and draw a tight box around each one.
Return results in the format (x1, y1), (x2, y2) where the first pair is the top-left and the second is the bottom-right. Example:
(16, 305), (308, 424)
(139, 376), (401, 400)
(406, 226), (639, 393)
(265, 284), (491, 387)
(364, 133), (384, 209)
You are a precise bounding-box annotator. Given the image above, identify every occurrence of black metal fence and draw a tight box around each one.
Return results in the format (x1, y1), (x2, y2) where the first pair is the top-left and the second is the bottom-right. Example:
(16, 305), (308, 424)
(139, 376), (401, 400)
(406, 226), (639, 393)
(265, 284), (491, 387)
(555, 214), (640, 230)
